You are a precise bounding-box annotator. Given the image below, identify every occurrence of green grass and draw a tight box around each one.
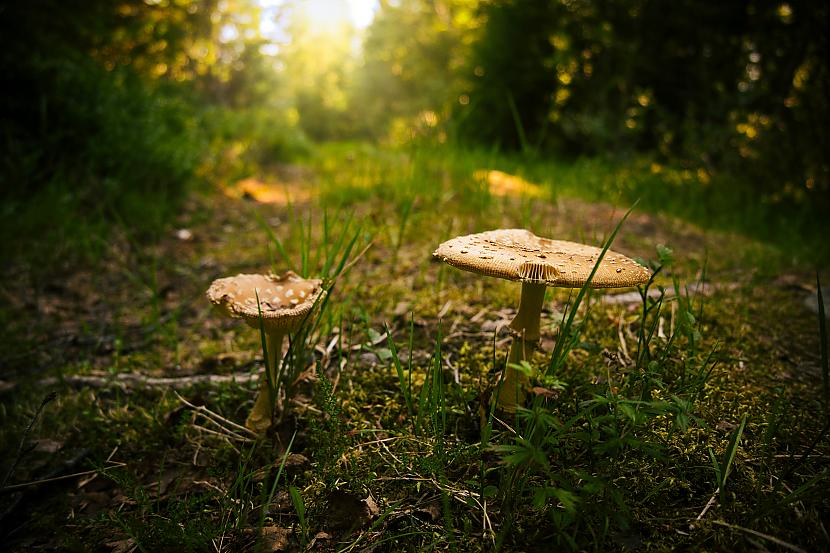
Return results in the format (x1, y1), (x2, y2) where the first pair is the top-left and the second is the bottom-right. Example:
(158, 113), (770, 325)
(311, 142), (830, 266)
(1, 141), (828, 551)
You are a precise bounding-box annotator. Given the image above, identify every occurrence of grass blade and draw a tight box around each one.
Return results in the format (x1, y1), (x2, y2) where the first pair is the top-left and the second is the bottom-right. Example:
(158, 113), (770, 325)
(289, 485), (307, 545)
(386, 323), (414, 417)
(546, 202), (638, 376)
(718, 414), (747, 503)
(817, 274), (828, 416)
(255, 211), (295, 273)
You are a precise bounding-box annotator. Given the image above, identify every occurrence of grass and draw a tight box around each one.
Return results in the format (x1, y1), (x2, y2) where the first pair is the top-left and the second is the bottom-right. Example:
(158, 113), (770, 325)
(311, 142), (830, 265)
(1, 141), (829, 551)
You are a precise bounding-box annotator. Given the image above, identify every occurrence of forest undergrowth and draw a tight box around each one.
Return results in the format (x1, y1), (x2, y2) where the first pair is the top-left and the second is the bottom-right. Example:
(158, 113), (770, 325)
(1, 144), (828, 552)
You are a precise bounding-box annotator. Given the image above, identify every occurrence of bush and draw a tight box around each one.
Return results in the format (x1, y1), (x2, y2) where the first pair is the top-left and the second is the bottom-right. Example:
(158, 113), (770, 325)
(0, 55), (204, 262)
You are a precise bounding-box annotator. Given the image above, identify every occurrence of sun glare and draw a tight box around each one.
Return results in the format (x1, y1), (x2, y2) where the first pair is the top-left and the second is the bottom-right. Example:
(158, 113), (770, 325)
(259, 0), (377, 36)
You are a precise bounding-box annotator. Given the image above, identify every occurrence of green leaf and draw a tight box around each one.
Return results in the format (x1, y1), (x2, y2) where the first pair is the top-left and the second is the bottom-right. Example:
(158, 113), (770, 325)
(508, 360), (535, 378)
(656, 244), (674, 265)
(483, 485), (498, 498)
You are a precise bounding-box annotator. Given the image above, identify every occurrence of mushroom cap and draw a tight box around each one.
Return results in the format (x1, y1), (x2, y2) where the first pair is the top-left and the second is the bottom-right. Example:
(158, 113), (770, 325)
(433, 229), (650, 288)
(206, 271), (324, 332)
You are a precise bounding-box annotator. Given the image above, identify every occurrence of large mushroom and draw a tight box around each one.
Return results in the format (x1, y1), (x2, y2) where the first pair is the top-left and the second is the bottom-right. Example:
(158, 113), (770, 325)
(433, 229), (650, 412)
(206, 271), (324, 432)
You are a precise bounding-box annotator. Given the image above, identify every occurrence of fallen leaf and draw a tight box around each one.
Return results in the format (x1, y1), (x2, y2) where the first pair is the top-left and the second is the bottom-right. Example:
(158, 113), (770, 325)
(75, 491), (111, 515)
(33, 439), (64, 453)
(325, 490), (377, 530)
(393, 301), (412, 317)
(530, 386), (560, 400)
(416, 502), (441, 521)
(284, 453), (310, 467)
(260, 526), (291, 551)
(365, 494), (380, 517)
(106, 538), (136, 553)
(716, 420), (738, 432)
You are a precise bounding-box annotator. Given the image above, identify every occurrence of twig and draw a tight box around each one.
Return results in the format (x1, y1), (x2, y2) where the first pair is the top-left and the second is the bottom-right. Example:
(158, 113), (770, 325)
(744, 454), (828, 462)
(176, 392), (259, 438)
(287, 398), (323, 415)
(191, 426), (241, 454)
(339, 240), (374, 277)
(2, 392), (57, 490)
(41, 371), (260, 390)
(445, 354), (461, 385)
(192, 416), (253, 443)
(695, 489), (718, 522)
(437, 301), (453, 319)
(193, 480), (226, 495)
(780, 419), (830, 483)
(711, 520), (808, 553)
(1, 462), (125, 493)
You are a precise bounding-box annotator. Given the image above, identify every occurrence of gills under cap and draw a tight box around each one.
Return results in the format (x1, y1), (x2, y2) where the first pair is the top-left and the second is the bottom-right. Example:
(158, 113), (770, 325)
(433, 229), (650, 288)
(206, 271), (324, 332)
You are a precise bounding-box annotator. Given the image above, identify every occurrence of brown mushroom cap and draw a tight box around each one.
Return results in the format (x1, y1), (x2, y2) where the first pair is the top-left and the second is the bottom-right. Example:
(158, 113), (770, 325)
(433, 229), (650, 288)
(206, 271), (324, 332)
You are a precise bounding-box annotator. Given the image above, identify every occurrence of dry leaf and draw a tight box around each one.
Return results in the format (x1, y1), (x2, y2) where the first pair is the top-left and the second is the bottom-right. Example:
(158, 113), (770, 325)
(261, 526), (291, 551)
(364, 494), (380, 518)
(530, 386), (560, 400)
(416, 502), (441, 521)
(325, 490), (376, 530)
(33, 439), (64, 453)
(106, 538), (136, 553)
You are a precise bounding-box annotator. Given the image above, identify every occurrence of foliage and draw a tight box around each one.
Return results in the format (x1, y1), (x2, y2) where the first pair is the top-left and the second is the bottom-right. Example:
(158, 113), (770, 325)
(0, 0), (306, 263)
(457, 0), (829, 215)
(353, 0), (482, 140)
(278, 5), (363, 141)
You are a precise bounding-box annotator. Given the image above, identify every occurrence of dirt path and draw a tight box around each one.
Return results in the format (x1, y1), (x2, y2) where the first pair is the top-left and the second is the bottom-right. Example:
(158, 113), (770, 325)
(1, 163), (823, 384)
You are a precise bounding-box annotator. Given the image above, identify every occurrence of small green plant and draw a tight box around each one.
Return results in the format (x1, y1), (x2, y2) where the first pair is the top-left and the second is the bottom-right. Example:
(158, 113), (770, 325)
(545, 205), (637, 378)
(819, 274), (828, 416)
(256, 432), (297, 534)
(708, 414), (748, 504)
(253, 210), (369, 428)
(414, 324), (447, 446)
(258, 207), (366, 284)
(386, 316), (415, 418)
(309, 373), (351, 487)
(391, 195), (415, 259)
(289, 485), (308, 546)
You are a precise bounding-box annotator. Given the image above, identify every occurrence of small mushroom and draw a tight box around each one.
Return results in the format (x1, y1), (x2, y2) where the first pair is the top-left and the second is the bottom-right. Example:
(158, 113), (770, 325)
(206, 271), (324, 432)
(434, 229), (650, 411)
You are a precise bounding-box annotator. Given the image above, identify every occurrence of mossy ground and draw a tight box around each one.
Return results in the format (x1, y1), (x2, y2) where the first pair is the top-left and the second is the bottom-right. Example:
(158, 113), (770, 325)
(1, 144), (828, 552)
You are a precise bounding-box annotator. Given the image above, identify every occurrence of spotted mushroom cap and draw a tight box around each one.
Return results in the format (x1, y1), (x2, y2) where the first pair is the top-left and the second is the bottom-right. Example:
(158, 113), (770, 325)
(206, 271), (324, 332)
(433, 229), (650, 288)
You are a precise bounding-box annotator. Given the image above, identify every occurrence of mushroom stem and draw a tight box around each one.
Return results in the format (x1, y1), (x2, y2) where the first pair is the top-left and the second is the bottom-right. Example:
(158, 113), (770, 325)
(246, 331), (285, 433)
(498, 282), (546, 411)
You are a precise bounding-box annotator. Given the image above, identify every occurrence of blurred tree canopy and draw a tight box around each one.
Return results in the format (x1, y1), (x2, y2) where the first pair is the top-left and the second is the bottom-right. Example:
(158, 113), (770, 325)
(353, 0), (481, 140)
(0, 0), (301, 207)
(1, 0), (827, 237)
(455, 0), (829, 208)
(279, 8), (360, 140)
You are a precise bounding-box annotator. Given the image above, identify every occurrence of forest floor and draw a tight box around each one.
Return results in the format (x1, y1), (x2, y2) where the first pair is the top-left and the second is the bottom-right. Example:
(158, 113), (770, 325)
(1, 144), (829, 552)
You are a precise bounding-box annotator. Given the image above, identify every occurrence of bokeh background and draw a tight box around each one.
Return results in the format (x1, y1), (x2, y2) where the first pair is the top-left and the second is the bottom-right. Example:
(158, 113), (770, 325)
(1, 0), (828, 258)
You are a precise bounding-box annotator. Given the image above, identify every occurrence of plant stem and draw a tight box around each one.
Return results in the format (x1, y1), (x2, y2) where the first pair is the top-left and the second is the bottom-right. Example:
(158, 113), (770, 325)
(245, 331), (284, 433)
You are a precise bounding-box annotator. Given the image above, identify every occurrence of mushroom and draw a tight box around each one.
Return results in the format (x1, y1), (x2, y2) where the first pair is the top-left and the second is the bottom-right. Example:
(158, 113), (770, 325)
(433, 229), (650, 412)
(206, 271), (324, 432)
